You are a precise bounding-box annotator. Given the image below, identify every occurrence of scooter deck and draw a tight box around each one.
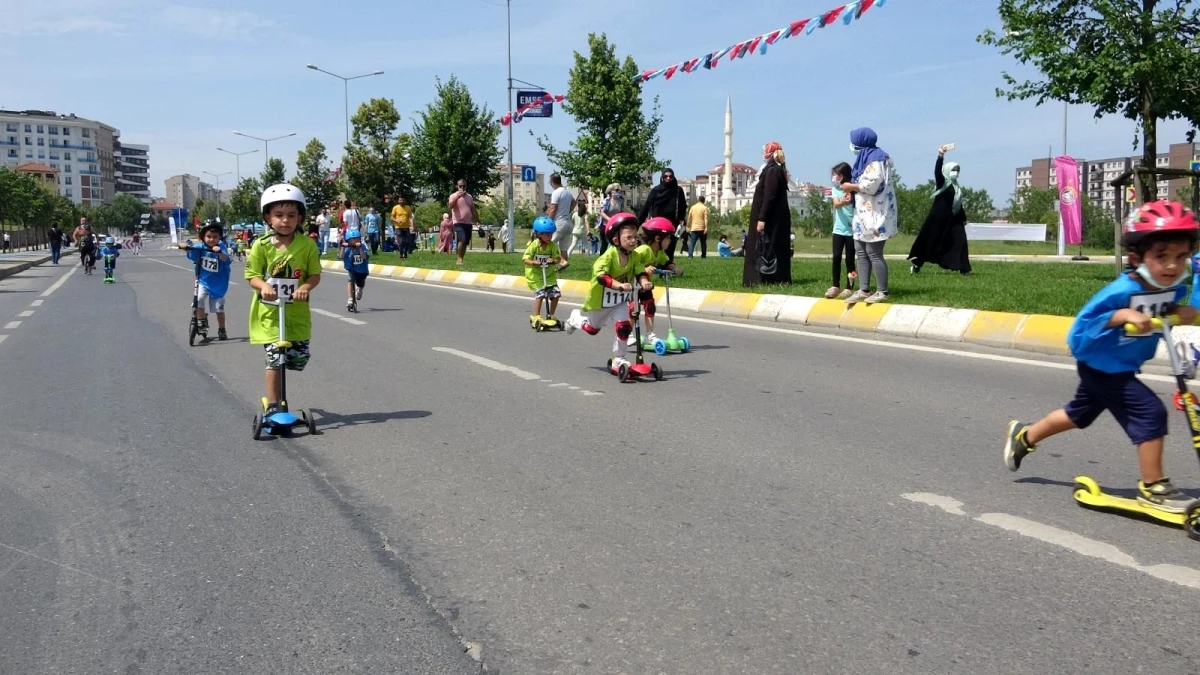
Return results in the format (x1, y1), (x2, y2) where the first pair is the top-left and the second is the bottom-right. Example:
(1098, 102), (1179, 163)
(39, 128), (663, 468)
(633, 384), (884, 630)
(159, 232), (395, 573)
(1072, 476), (1187, 527)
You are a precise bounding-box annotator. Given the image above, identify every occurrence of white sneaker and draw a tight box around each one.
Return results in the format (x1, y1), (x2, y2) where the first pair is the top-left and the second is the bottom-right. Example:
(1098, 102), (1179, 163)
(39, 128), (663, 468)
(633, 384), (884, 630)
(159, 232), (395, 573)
(864, 291), (889, 305)
(611, 356), (631, 372)
(645, 332), (659, 344)
(844, 289), (870, 304)
(565, 309), (580, 334)
(627, 334), (638, 346)
(346, 297), (355, 309)
(356, 288), (363, 300)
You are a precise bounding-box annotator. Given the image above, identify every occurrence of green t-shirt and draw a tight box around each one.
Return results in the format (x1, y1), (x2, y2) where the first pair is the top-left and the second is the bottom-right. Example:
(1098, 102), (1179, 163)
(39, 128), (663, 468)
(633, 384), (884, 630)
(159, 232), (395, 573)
(523, 239), (561, 290)
(632, 244), (668, 272)
(583, 246), (640, 312)
(245, 234), (322, 344)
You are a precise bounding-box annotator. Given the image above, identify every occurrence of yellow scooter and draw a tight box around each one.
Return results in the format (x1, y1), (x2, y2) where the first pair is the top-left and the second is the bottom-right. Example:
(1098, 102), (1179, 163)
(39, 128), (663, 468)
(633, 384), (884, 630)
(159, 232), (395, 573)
(1073, 315), (1200, 540)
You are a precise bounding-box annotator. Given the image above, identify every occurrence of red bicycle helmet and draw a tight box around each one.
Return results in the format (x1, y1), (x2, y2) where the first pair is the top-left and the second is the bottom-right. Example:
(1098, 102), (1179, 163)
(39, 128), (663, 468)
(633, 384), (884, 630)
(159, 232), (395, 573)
(605, 212), (639, 244)
(1122, 200), (1200, 248)
(640, 216), (675, 241)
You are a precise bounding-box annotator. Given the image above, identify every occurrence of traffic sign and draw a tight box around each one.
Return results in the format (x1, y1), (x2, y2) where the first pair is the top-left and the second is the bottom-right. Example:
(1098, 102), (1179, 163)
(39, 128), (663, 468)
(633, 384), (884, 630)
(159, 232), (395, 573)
(516, 90), (553, 118)
(521, 165), (536, 182)
(1125, 186), (1137, 203)
(1191, 160), (1200, 173)
(139, 213), (150, 224)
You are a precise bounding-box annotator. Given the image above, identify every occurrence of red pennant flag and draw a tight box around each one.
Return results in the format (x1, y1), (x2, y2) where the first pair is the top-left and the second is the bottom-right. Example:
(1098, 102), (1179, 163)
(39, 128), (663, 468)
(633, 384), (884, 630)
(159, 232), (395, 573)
(542, 93), (553, 101)
(858, 0), (875, 16)
(787, 19), (810, 36)
(664, 64), (680, 79)
(686, 57), (701, 72)
(554, 95), (565, 102)
(746, 36), (763, 54)
(823, 5), (846, 25)
(501, 113), (511, 126)
(765, 29), (782, 44)
(729, 42), (744, 61)
(640, 69), (656, 81)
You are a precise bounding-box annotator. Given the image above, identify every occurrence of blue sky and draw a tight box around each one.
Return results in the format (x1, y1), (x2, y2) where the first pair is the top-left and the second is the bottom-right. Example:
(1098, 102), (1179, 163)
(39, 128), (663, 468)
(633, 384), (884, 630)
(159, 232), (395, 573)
(3, 0), (1192, 205)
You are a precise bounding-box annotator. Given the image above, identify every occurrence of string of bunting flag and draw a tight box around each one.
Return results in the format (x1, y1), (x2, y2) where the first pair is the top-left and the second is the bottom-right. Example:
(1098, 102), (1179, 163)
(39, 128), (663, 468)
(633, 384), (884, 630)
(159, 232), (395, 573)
(500, 92), (567, 126)
(635, 0), (888, 83)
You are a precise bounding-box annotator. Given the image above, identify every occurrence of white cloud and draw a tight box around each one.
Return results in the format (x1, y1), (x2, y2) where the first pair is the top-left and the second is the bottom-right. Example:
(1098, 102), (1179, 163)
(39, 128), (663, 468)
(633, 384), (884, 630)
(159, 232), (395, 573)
(156, 5), (274, 41)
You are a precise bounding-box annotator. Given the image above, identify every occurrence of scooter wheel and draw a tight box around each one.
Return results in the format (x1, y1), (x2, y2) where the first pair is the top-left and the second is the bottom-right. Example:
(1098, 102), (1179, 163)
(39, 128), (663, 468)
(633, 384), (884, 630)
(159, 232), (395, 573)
(188, 324), (197, 347)
(252, 413), (264, 440)
(680, 337), (691, 352)
(654, 340), (667, 356)
(606, 358), (613, 370)
(651, 363), (663, 381)
(618, 364), (630, 383)
(300, 408), (317, 435)
(1185, 502), (1200, 542)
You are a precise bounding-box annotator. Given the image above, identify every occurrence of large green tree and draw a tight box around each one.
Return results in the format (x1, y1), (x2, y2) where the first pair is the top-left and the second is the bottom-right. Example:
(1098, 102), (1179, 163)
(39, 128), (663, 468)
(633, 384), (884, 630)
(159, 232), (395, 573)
(409, 76), (502, 204)
(536, 33), (665, 194)
(260, 158), (287, 187)
(227, 177), (263, 226)
(292, 138), (342, 215)
(978, 0), (1200, 202)
(343, 98), (415, 211)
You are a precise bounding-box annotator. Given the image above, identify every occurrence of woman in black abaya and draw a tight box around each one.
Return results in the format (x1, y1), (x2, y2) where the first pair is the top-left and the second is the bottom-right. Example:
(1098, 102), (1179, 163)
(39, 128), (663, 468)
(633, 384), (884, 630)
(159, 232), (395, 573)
(743, 141), (792, 287)
(908, 145), (971, 275)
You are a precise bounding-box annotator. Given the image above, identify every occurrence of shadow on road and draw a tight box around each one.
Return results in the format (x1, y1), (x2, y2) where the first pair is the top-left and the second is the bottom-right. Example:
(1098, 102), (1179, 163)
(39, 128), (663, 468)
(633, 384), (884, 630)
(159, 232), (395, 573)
(1015, 475), (1200, 500)
(682, 344), (728, 352)
(361, 307), (403, 313)
(308, 408), (432, 433)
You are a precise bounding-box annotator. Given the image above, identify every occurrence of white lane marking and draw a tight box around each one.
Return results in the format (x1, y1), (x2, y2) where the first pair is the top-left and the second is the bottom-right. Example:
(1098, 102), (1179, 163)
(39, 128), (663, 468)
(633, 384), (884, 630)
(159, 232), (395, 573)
(17, 310), (33, 318)
(433, 347), (542, 380)
(4, 321), (20, 330)
(549, 382), (570, 388)
(900, 492), (966, 515)
(39, 267), (75, 297)
(903, 492), (1200, 591)
(370, 274), (1110, 380)
(143, 256), (240, 285)
(30, 300), (42, 307)
(312, 307), (368, 326)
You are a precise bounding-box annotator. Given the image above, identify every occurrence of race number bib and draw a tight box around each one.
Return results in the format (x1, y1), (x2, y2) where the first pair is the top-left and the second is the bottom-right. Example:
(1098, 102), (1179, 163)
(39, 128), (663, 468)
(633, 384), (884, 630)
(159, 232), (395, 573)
(601, 288), (632, 308)
(351, 254), (364, 266)
(201, 255), (219, 273)
(534, 255), (550, 265)
(263, 276), (297, 305)
(1128, 289), (1176, 337)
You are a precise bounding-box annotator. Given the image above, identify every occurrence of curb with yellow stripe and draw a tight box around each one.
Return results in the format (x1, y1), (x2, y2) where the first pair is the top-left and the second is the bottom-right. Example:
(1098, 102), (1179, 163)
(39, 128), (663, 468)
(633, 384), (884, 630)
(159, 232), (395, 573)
(323, 260), (1188, 365)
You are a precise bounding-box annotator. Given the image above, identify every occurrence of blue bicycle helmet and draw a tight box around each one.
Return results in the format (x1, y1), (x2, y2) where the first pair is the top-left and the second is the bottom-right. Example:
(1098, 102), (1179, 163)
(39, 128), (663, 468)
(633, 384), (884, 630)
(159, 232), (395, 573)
(532, 216), (556, 235)
(104, 236), (115, 245)
(345, 228), (362, 240)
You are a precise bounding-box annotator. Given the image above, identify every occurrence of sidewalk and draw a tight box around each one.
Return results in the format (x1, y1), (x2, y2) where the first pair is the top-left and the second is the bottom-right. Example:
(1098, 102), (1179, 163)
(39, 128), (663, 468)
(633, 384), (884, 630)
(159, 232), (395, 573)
(0, 251), (53, 281)
(321, 259), (1189, 367)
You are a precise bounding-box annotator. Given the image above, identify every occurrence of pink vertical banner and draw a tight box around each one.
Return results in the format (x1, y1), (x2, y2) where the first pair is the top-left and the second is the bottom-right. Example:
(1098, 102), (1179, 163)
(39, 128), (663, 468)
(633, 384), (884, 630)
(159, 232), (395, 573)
(1055, 155), (1083, 245)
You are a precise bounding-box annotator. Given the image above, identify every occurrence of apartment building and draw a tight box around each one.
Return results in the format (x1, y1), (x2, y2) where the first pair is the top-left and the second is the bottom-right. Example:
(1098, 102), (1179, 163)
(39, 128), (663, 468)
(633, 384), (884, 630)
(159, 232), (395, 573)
(115, 141), (151, 204)
(0, 109), (121, 207)
(164, 174), (219, 210)
(487, 164), (547, 213)
(1015, 142), (1200, 212)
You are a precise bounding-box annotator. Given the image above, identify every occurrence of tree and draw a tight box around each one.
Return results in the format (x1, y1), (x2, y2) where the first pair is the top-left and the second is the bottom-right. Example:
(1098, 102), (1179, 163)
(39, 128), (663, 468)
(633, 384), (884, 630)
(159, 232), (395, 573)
(343, 98), (415, 211)
(292, 138), (342, 216)
(795, 188), (831, 237)
(107, 194), (149, 234)
(192, 198), (224, 226)
(978, 1), (1200, 202)
(536, 33), (665, 194)
(409, 76), (502, 204)
(961, 186), (996, 224)
(227, 177), (263, 226)
(1007, 186), (1061, 227)
(260, 158), (286, 187)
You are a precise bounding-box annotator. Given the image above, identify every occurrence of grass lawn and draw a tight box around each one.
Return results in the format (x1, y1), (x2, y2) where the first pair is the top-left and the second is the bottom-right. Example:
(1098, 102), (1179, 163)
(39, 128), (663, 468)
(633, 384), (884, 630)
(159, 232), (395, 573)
(789, 232), (1113, 258)
(331, 246), (1124, 317)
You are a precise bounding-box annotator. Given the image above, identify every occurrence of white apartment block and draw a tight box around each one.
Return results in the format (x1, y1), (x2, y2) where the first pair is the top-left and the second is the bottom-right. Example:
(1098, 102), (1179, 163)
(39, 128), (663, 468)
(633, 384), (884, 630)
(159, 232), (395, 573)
(115, 141), (151, 204)
(0, 109), (124, 207)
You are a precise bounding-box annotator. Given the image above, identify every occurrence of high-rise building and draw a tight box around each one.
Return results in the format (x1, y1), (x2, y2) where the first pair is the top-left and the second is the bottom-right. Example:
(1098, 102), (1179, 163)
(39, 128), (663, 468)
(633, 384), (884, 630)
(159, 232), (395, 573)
(0, 108), (117, 207)
(115, 141), (151, 204)
(488, 164), (546, 213)
(1015, 142), (1200, 213)
(164, 174), (218, 209)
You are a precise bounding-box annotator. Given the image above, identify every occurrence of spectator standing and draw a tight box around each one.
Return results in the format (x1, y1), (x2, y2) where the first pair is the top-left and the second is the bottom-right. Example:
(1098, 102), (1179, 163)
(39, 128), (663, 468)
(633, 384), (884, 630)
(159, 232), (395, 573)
(546, 173), (575, 269)
(686, 195), (710, 258)
(638, 169), (688, 262)
(448, 179), (479, 266)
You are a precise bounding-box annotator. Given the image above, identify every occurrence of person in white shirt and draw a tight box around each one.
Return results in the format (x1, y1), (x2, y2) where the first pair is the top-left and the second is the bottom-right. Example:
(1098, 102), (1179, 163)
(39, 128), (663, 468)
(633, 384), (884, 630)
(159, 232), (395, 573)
(316, 209), (330, 254)
(340, 200), (361, 237)
(545, 172), (574, 270)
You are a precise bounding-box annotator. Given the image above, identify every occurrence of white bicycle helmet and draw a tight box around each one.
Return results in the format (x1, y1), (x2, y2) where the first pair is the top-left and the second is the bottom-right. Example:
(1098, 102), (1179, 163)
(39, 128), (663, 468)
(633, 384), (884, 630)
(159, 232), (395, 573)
(260, 183), (307, 217)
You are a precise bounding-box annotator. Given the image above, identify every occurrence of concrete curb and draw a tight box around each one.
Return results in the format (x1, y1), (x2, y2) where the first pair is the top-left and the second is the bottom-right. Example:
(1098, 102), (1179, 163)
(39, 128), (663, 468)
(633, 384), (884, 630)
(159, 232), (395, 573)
(321, 260), (1174, 365)
(0, 254), (52, 281)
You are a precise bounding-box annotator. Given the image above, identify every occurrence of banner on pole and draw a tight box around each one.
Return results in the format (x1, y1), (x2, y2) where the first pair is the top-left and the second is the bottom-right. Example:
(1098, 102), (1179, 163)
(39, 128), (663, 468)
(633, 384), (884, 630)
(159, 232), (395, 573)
(1055, 156), (1082, 246)
(168, 217), (179, 244)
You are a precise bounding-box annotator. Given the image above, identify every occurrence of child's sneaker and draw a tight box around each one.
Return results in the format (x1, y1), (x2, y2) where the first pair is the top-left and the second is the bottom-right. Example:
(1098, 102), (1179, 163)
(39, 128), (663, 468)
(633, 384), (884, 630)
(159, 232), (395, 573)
(1137, 478), (1198, 514)
(218, 328), (227, 341)
(1003, 420), (1035, 471)
(645, 332), (659, 345)
(864, 291), (889, 305)
(627, 333), (638, 346)
(610, 356), (631, 374)
(356, 288), (363, 301)
(347, 297), (355, 309)
(824, 286), (840, 299)
(565, 309), (580, 334)
(844, 289), (870, 304)
(837, 288), (854, 300)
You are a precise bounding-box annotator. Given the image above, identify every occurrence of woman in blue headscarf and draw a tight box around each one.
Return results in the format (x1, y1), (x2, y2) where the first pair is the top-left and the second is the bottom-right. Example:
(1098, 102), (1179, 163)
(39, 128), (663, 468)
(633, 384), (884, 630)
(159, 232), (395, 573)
(907, 145), (971, 275)
(840, 127), (898, 304)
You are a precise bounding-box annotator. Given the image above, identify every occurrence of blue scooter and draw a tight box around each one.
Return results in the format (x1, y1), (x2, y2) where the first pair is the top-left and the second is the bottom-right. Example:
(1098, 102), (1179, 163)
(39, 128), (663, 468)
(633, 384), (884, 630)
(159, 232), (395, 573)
(253, 294), (317, 439)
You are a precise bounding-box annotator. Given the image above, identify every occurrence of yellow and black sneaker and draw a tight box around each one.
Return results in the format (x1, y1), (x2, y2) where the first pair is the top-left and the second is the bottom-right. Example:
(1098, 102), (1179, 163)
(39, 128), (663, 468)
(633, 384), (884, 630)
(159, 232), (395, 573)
(1137, 478), (1199, 514)
(1003, 420), (1035, 472)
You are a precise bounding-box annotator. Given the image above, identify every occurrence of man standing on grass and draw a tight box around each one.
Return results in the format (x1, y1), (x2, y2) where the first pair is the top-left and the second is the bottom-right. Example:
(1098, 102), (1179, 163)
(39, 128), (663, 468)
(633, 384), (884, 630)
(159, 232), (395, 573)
(390, 195), (414, 260)
(546, 173), (574, 270)
(687, 195), (709, 258)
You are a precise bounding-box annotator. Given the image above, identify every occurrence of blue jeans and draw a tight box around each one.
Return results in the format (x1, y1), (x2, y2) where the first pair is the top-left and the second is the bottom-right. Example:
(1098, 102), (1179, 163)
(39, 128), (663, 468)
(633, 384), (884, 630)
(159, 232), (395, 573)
(50, 244), (61, 264)
(688, 231), (707, 258)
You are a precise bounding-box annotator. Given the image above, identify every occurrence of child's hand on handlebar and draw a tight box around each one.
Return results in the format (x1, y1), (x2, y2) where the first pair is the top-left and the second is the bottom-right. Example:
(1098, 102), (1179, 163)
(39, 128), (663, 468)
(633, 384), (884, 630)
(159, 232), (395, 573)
(293, 287), (310, 302)
(619, 282), (633, 293)
(1117, 308), (1154, 334)
(640, 279), (653, 292)
(261, 286), (278, 303)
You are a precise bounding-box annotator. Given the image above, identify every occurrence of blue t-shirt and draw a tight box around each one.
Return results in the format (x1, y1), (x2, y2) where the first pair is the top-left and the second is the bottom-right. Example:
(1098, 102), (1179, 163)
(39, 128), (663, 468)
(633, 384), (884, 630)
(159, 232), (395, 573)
(100, 245), (121, 259)
(1067, 273), (1186, 373)
(831, 186), (853, 237)
(342, 244), (370, 274)
(718, 241), (732, 257)
(364, 213), (380, 234)
(186, 242), (231, 297)
(1190, 254), (1200, 306)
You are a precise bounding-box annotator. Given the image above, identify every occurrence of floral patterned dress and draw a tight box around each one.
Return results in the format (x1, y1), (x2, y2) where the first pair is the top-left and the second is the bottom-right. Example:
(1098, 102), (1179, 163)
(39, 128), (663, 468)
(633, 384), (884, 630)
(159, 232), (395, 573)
(851, 157), (898, 243)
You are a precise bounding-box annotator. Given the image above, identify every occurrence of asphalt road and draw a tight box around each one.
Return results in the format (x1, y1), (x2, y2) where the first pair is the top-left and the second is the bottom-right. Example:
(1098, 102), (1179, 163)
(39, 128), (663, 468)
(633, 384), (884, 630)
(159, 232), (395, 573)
(4, 249), (1200, 674)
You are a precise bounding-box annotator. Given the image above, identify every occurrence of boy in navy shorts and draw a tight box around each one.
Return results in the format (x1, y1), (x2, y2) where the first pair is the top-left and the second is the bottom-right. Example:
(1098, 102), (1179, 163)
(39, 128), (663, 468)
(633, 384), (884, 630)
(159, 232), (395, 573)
(1004, 201), (1200, 514)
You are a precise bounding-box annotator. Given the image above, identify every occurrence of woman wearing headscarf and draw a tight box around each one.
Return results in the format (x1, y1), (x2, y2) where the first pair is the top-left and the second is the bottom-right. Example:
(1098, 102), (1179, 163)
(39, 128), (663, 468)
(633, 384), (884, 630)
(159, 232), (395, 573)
(638, 169), (688, 261)
(841, 128), (898, 305)
(436, 213), (453, 253)
(743, 141), (792, 287)
(907, 145), (971, 275)
(596, 183), (625, 255)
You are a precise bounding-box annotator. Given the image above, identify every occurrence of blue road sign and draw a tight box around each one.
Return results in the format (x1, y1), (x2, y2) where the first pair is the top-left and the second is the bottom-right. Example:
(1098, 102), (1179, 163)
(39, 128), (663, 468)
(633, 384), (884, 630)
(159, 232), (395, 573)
(521, 165), (536, 182)
(1191, 160), (1200, 173)
(516, 90), (553, 118)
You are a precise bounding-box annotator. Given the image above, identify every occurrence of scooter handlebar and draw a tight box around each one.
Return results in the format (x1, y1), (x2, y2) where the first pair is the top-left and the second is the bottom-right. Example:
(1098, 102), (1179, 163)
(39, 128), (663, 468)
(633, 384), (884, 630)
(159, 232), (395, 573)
(1124, 316), (1177, 335)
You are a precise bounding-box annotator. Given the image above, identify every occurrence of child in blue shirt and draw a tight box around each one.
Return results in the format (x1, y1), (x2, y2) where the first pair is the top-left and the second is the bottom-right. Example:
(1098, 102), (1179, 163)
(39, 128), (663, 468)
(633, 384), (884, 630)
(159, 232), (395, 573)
(179, 222), (232, 340)
(1004, 200), (1200, 514)
(99, 236), (122, 283)
(341, 228), (370, 311)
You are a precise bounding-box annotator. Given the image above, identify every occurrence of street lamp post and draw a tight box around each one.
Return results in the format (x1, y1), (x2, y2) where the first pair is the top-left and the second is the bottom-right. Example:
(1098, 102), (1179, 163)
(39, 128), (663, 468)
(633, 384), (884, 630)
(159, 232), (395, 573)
(216, 147), (259, 184)
(305, 64), (384, 155)
(203, 171), (231, 223)
(231, 131), (297, 173)
(506, 0), (515, 253)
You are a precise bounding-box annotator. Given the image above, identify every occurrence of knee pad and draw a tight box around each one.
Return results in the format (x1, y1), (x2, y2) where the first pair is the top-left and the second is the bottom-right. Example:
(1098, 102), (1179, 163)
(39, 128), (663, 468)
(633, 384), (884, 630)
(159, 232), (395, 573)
(582, 322), (601, 336)
(643, 299), (656, 318)
(615, 320), (632, 340)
